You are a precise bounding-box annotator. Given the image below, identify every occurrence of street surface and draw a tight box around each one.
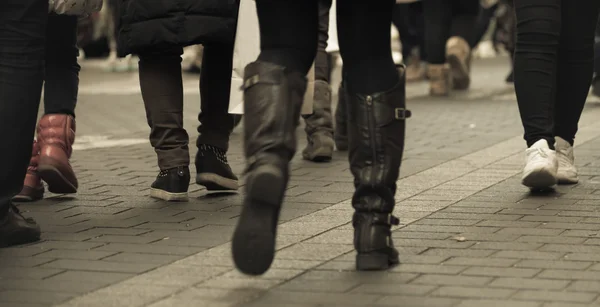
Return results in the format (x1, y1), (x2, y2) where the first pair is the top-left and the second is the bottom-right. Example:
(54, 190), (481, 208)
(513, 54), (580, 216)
(3, 56), (600, 306)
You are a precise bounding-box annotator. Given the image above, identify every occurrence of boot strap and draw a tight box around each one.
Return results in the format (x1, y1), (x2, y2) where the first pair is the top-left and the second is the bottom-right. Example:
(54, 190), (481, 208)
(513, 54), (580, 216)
(394, 108), (412, 120)
(353, 212), (400, 227)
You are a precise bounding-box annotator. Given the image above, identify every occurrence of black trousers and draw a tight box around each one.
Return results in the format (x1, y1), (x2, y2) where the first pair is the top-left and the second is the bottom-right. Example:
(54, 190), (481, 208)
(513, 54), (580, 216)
(393, 2), (426, 62)
(514, 0), (600, 147)
(315, 0), (332, 82)
(0, 0), (47, 214)
(422, 0), (480, 64)
(45, 14), (80, 116)
(256, 0), (398, 95)
(138, 44), (235, 170)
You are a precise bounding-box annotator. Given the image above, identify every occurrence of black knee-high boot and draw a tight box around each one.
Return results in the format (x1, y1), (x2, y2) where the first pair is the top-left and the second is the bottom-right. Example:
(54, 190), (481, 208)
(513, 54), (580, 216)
(347, 67), (410, 271)
(232, 61), (307, 276)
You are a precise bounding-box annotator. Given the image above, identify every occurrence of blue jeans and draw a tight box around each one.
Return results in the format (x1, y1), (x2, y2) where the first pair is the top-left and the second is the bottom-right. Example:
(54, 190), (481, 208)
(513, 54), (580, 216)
(0, 0), (47, 214)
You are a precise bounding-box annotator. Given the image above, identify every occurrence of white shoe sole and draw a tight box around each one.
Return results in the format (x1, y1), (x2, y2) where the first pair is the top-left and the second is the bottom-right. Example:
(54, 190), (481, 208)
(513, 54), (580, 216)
(150, 189), (189, 202)
(522, 168), (557, 189)
(557, 172), (579, 184)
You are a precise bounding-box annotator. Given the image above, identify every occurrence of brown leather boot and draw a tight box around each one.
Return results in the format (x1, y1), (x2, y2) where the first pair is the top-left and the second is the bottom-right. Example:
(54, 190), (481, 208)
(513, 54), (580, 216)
(427, 64), (452, 96)
(13, 140), (44, 202)
(37, 114), (78, 194)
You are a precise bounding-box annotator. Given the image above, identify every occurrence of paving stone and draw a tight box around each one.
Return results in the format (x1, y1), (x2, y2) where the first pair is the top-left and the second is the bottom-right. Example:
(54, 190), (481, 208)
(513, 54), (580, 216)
(0, 290), (76, 305)
(431, 286), (516, 299)
(489, 278), (570, 290)
(40, 259), (159, 274)
(35, 249), (118, 261)
(511, 290), (597, 303)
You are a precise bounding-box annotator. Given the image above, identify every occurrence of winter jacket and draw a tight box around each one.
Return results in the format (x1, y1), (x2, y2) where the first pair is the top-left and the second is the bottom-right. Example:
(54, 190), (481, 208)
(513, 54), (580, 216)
(116, 0), (239, 56)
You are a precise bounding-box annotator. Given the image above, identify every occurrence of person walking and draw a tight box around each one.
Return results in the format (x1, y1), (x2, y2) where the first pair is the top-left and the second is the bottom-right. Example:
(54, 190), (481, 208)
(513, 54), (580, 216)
(115, 0), (240, 201)
(14, 14), (82, 202)
(0, 0), (48, 247)
(422, 0), (480, 96)
(301, 0), (336, 162)
(515, 0), (600, 189)
(231, 0), (411, 275)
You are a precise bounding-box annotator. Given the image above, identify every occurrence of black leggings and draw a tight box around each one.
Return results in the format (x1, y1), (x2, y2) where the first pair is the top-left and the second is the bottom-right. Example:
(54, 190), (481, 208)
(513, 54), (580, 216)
(256, 0), (398, 94)
(422, 0), (480, 64)
(514, 0), (600, 147)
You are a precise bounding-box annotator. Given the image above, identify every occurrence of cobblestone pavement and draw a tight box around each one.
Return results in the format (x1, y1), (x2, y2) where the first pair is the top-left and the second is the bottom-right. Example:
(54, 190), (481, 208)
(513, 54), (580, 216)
(3, 57), (600, 306)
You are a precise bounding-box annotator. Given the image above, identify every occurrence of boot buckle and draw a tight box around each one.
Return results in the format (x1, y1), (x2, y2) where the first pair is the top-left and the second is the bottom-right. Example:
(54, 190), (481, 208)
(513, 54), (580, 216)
(394, 108), (412, 120)
(388, 214), (400, 226)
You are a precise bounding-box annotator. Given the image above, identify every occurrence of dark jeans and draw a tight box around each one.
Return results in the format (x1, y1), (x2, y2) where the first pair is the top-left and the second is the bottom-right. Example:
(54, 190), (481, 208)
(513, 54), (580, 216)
(45, 14), (80, 116)
(0, 0), (47, 214)
(315, 0), (332, 82)
(393, 2), (426, 62)
(422, 0), (480, 64)
(514, 0), (600, 147)
(138, 44), (235, 170)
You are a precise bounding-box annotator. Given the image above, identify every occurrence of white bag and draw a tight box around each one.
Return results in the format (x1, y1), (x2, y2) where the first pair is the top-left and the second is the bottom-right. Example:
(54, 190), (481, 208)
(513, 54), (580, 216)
(49, 0), (103, 15)
(229, 0), (314, 115)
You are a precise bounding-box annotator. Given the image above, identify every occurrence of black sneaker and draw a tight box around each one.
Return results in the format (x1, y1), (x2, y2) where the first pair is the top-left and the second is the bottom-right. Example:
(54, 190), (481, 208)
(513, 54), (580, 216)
(195, 144), (238, 191)
(0, 203), (41, 248)
(150, 166), (190, 201)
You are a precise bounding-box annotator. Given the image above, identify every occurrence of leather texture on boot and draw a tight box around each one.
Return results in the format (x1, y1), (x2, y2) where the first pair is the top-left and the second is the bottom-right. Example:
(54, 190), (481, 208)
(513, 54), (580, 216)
(302, 80), (334, 162)
(347, 67), (410, 271)
(37, 114), (78, 194)
(232, 61), (307, 276)
(0, 203), (41, 247)
(13, 140), (44, 202)
(446, 36), (472, 90)
(427, 64), (452, 96)
(334, 84), (349, 151)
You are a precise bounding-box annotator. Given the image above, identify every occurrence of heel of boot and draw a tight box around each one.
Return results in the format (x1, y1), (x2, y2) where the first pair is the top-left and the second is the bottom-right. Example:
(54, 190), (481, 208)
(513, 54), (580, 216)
(356, 252), (400, 271)
(233, 164), (286, 276)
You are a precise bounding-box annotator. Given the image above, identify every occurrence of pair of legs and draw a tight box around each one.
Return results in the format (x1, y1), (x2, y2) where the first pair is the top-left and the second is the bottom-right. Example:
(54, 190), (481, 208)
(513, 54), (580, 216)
(0, 0), (47, 247)
(232, 0), (410, 275)
(301, 0), (336, 162)
(393, 2), (427, 82)
(15, 14), (81, 202)
(515, 0), (600, 189)
(137, 44), (238, 201)
(422, 0), (479, 95)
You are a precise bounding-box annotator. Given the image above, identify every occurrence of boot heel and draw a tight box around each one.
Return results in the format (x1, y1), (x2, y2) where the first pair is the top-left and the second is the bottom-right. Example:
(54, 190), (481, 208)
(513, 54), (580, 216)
(356, 252), (399, 271)
(232, 164), (285, 276)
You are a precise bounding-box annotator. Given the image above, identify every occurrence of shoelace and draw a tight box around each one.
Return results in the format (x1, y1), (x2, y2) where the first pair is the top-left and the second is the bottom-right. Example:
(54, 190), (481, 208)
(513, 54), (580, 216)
(534, 148), (549, 159)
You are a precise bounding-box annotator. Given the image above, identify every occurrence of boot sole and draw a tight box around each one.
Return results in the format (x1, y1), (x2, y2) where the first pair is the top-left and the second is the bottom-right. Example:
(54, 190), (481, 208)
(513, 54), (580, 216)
(12, 193), (44, 203)
(150, 189), (189, 202)
(447, 54), (470, 90)
(303, 146), (334, 162)
(356, 252), (400, 271)
(232, 166), (284, 276)
(196, 173), (238, 191)
(38, 165), (77, 194)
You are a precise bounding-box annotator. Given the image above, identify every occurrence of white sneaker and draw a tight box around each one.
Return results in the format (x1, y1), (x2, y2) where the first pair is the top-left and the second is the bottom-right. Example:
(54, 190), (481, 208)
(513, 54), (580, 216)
(521, 139), (558, 189)
(555, 136), (579, 184)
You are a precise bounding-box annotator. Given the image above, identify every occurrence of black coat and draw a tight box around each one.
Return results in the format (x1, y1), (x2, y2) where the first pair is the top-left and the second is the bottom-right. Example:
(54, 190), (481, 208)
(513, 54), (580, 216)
(116, 0), (239, 56)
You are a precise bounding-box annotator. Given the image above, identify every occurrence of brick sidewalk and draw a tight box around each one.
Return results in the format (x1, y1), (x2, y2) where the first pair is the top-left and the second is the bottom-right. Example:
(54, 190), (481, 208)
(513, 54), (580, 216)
(3, 58), (600, 306)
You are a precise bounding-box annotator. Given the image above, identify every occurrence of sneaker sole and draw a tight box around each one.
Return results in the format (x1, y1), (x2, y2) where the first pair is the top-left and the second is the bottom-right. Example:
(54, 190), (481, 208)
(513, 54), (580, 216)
(447, 54), (470, 90)
(522, 168), (557, 189)
(232, 165), (284, 276)
(196, 173), (238, 191)
(38, 165), (77, 194)
(150, 189), (189, 202)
